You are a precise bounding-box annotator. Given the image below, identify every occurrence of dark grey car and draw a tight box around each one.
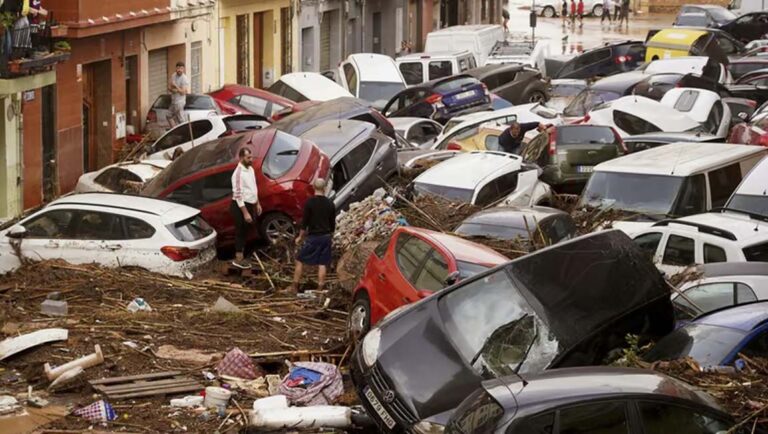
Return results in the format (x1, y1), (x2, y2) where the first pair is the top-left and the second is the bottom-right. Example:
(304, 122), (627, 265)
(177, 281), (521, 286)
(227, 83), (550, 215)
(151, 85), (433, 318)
(445, 367), (756, 434)
(466, 64), (549, 105)
(454, 206), (577, 245)
(300, 120), (397, 211)
(623, 131), (721, 153)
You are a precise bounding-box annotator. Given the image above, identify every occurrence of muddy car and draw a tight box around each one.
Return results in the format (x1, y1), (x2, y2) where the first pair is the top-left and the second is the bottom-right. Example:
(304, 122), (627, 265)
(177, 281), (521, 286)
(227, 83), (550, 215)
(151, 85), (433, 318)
(351, 230), (674, 433)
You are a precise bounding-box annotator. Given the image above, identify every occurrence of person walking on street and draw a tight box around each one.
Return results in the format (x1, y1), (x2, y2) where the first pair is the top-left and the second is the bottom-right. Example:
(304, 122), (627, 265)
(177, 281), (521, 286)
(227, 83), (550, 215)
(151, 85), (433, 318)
(561, 0), (569, 26)
(577, 0), (585, 27)
(230, 148), (262, 269)
(601, 0), (612, 24)
(569, 0), (576, 27)
(617, 0), (630, 27)
(287, 178), (336, 293)
(502, 6), (510, 33)
(613, 0), (620, 21)
(168, 61), (189, 128)
(498, 121), (547, 155)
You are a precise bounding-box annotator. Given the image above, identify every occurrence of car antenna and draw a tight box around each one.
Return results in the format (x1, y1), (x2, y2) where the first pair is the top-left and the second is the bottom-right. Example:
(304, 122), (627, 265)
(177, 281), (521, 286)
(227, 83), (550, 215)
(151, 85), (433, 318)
(670, 145), (684, 175)
(755, 188), (767, 232)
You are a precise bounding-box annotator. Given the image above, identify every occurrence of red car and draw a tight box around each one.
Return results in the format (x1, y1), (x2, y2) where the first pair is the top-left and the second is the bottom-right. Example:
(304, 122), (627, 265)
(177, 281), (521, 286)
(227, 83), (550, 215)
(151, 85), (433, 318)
(729, 111), (768, 147)
(349, 227), (509, 339)
(141, 129), (330, 247)
(209, 84), (297, 119)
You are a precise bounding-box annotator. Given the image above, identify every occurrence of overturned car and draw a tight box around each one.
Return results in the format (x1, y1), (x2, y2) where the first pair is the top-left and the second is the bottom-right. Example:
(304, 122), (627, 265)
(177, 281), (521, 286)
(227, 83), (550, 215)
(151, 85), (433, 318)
(351, 230), (674, 433)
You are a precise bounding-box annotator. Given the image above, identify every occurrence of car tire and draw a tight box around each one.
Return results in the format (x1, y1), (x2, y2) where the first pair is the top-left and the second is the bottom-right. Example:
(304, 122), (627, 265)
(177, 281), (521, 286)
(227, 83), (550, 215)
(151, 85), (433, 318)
(542, 6), (556, 17)
(528, 90), (547, 103)
(592, 4), (603, 16)
(259, 212), (297, 245)
(349, 292), (371, 343)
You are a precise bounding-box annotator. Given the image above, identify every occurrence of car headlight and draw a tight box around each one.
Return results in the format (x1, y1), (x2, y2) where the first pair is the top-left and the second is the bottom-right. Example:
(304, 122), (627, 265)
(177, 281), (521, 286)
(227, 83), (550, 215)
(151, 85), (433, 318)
(413, 421), (445, 434)
(361, 327), (381, 368)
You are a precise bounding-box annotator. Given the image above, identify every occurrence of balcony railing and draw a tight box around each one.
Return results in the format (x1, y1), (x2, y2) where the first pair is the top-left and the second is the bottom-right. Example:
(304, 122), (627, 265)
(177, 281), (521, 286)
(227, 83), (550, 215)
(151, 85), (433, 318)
(0, 14), (69, 79)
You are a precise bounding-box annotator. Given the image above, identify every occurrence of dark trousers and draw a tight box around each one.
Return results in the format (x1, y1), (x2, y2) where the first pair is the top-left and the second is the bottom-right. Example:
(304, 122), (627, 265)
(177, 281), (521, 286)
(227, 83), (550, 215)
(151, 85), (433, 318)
(601, 7), (612, 22)
(230, 201), (254, 254)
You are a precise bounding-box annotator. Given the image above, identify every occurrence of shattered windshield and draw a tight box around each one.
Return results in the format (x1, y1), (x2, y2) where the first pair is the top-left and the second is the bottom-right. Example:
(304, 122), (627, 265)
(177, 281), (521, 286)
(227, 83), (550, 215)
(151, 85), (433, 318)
(563, 89), (621, 117)
(440, 269), (558, 377)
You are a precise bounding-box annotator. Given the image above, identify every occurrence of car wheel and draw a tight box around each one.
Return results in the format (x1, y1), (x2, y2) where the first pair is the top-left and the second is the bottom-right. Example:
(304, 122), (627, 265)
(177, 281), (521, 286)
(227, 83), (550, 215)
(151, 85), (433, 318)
(349, 293), (371, 342)
(528, 91), (547, 103)
(259, 213), (297, 245)
(592, 4), (603, 16)
(542, 6), (556, 17)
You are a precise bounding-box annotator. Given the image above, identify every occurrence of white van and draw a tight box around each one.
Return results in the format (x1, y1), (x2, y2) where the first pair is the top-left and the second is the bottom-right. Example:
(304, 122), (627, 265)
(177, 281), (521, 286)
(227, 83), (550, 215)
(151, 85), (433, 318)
(726, 155), (768, 217)
(338, 53), (407, 110)
(424, 25), (505, 66)
(728, 0), (767, 14)
(396, 51), (478, 86)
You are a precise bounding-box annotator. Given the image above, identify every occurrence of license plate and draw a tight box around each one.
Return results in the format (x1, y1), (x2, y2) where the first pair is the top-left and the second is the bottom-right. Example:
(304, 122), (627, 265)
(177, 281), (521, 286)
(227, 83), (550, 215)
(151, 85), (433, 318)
(576, 165), (594, 173)
(364, 387), (396, 429)
(455, 90), (476, 100)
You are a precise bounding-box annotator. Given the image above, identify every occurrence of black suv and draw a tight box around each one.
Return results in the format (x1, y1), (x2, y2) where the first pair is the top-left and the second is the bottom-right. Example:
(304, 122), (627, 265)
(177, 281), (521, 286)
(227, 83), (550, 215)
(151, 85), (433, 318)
(465, 64), (549, 105)
(549, 41), (646, 80)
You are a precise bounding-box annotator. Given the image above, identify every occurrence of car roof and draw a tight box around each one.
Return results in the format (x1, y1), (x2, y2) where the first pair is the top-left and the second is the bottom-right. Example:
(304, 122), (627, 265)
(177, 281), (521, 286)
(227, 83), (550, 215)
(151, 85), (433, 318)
(346, 53), (402, 82)
(299, 119), (376, 158)
(278, 73), (352, 100)
(644, 56), (711, 75)
(683, 4), (726, 10)
(593, 95), (701, 130)
(595, 142), (765, 176)
(466, 63), (527, 77)
(675, 211), (768, 244)
(623, 131), (719, 142)
(461, 206), (566, 228)
(650, 29), (710, 45)
(484, 367), (717, 413)
(212, 84), (295, 106)
(414, 152), (522, 189)
(418, 73), (476, 89)
(692, 300), (768, 331)
(48, 193), (200, 225)
(401, 227), (509, 266)
(428, 24), (502, 34)
(693, 261), (768, 279)
(591, 71), (647, 92)
(397, 50), (473, 60)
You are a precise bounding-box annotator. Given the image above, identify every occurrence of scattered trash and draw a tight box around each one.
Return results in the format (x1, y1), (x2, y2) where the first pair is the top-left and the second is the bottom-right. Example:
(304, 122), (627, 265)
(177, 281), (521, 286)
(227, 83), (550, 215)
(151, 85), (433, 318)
(202, 370), (216, 381)
(45, 292), (62, 300)
(40, 299), (68, 316)
(0, 328), (68, 361)
(170, 395), (205, 408)
(334, 190), (407, 252)
(44, 344), (104, 381)
(27, 396), (49, 408)
(73, 400), (118, 422)
(250, 395), (351, 428)
(266, 374), (281, 396)
(47, 366), (84, 391)
(252, 394), (288, 412)
(216, 347), (261, 379)
(278, 362), (344, 406)
(155, 344), (220, 365)
(126, 297), (152, 313)
(221, 375), (268, 397)
(1, 406), (68, 434)
(212, 296), (240, 313)
(90, 371), (202, 400)
(203, 386), (232, 409)
(0, 395), (19, 414)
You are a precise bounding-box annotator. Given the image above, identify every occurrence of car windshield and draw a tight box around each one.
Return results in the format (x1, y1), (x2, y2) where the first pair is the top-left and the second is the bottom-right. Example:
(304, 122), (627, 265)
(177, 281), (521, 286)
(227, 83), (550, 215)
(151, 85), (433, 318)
(563, 89), (621, 117)
(579, 172), (688, 217)
(359, 82), (406, 106)
(415, 182), (475, 203)
(644, 324), (746, 367)
(558, 126), (616, 145)
(262, 131), (302, 179)
(455, 222), (531, 241)
(676, 13), (708, 26)
(94, 168), (142, 192)
(440, 268), (558, 377)
(727, 194), (768, 219)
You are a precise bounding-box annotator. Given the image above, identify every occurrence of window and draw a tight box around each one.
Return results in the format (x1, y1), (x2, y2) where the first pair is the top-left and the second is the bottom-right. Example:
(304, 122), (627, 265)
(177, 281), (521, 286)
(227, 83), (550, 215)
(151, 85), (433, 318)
(742, 330), (768, 359)
(373, 237), (389, 258)
(638, 401), (731, 434)
(190, 41), (202, 94)
(475, 172), (519, 207)
(673, 174), (707, 216)
(72, 211), (125, 240)
(574, 49), (611, 69)
(459, 58), (470, 72)
(263, 131), (301, 179)
(714, 34), (738, 55)
(166, 215), (214, 242)
(343, 63), (358, 93)
(509, 412), (554, 434)
(662, 235), (695, 266)
(484, 134), (501, 151)
(678, 282), (757, 315)
(124, 217), (156, 240)
(498, 70), (518, 84)
(702, 243), (726, 263)
(435, 76), (478, 93)
(24, 210), (76, 239)
(540, 216), (577, 244)
(94, 168), (142, 193)
(633, 232), (662, 260)
(234, 95), (269, 117)
(395, 234), (432, 283)
(744, 242), (768, 262)
(429, 61), (453, 80)
(447, 390), (504, 434)
(152, 120), (213, 153)
(704, 100), (724, 134)
(482, 75), (499, 89)
(400, 62), (424, 85)
(708, 163), (741, 210)
(166, 172), (232, 208)
(414, 251), (449, 292)
(339, 138), (376, 187)
(521, 132), (549, 164)
(558, 402), (629, 434)
(267, 81), (307, 102)
(613, 110), (662, 135)
(672, 90), (699, 112)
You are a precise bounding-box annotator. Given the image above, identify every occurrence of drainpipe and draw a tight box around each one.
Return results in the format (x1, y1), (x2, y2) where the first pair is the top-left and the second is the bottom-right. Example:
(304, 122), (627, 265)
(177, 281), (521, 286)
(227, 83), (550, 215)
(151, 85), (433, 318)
(360, 0), (365, 52)
(15, 95), (23, 215)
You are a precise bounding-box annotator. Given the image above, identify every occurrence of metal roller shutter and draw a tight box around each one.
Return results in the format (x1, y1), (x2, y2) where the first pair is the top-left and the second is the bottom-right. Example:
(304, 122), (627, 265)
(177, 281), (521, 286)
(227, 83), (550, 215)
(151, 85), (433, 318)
(320, 12), (331, 71)
(148, 48), (168, 104)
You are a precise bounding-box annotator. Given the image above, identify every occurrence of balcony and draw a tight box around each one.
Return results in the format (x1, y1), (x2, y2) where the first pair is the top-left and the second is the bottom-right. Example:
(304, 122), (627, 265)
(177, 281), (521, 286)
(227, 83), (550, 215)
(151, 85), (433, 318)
(0, 16), (70, 81)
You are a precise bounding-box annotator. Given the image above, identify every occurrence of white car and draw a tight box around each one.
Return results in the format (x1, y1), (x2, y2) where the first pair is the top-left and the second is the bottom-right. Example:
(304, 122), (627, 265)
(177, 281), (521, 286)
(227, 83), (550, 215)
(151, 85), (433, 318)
(338, 53), (407, 110)
(433, 103), (563, 150)
(726, 155), (768, 218)
(424, 25), (505, 67)
(389, 117), (444, 149)
(267, 72), (353, 102)
(643, 56), (733, 85)
(413, 151), (552, 207)
(396, 51), (478, 86)
(673, 262), (768, 319)
(75, 160), (171, 194)
(485, 38), (551, 74)
(660, 88), (732, 138)
(145, 94), (221, 134)
(585, 95), (702, 137)
(630, 211), (768, 275)
(533, 0), (601, 17)
(0, 194), (217, 277)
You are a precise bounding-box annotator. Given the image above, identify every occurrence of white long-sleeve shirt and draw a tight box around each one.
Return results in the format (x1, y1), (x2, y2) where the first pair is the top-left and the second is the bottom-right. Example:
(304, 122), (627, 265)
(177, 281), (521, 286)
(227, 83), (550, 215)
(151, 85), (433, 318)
(231, 163), (258, 207)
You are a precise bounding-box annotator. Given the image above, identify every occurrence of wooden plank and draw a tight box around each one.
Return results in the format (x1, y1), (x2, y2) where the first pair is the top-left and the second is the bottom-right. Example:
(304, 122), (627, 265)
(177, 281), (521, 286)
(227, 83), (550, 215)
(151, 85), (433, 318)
(89, 371), (181, 385)
(97, 379), (199, 394)
(94, 377), (192, 392)
(107, 384), (203, 400)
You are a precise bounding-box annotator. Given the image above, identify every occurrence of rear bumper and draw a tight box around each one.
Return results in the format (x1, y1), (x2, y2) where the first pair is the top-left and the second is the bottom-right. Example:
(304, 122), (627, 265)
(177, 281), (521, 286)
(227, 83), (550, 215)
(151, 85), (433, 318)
(434, 100), (492, 123)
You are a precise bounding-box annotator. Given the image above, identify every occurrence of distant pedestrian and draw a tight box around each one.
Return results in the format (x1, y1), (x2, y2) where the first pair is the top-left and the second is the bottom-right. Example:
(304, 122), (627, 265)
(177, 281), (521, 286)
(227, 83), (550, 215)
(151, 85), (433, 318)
(569, 0), (576, 26)
(577, 0), (584, 27)
(561, 0), (569, 26)
(288, 178), (336, 293)
(502, 6), (510, 33)
(168, 61), (189, 128)
(617, 0), (630, 27)
(230, 148), (262, 270)
(498, 121), (547, 155)
(601, 0), (612, 23)
(613, 0), (620, 21)
(398, 40), (411, 57)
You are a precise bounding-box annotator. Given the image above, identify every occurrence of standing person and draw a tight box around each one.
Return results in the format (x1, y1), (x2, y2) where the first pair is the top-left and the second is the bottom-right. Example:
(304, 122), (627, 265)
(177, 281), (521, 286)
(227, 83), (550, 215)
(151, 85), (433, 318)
(601, 0), (612, 24)
(577, 0), (585, 27)
(168, 61), (189, 128)
(613, 0), (620, 21)
(617, 0), (630, 27)
(230, 148), (262, 269)
(561, 0), (569, 27)
(501, 6), (510, 33)
(288, 179), (336, 293)
(569, 0), (577, 27)
(498, 121), (547, 155)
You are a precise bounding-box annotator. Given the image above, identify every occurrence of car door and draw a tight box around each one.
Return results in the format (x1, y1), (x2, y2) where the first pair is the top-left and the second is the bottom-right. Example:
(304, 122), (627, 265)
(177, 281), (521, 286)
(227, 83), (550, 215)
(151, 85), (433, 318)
(53, 209), (125, 267)
(376, 233), (433, 315)
(166, 171), (236, 242)
(116, 215), (161, 269)
(12, 208), (80, 266)
(509, 400), (632, 434)
(632, 231), (665, 263)
(637, 400), (737, 433)
(493, 70), (522, 103)
(659, 233), (696, 275)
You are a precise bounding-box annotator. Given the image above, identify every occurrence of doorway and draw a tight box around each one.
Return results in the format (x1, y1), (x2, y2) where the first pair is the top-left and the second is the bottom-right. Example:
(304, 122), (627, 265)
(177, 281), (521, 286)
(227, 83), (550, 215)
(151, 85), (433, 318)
(82, 60), (112, 172)
(124, 55), (139, 136)
(253, 12), (264, 88)
(372, 12), (382, 53)
(301, 27), (314, 71)
(236, 15), (250, 85)
(42, 85), (56, 202)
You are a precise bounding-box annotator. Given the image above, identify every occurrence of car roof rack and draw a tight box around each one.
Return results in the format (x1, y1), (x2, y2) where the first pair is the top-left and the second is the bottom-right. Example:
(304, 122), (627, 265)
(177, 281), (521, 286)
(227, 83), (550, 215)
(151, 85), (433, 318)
(652, 219), (737, 241)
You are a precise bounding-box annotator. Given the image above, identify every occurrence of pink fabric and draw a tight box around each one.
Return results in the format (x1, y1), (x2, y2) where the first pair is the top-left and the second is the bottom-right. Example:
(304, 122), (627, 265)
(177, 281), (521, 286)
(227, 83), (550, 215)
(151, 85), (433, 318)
(216, 347), (260, 379)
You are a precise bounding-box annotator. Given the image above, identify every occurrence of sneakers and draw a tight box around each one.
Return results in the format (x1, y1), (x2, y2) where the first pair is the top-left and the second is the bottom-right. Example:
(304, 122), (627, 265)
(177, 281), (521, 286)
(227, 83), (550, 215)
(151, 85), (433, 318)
(231, 259), (252, 270)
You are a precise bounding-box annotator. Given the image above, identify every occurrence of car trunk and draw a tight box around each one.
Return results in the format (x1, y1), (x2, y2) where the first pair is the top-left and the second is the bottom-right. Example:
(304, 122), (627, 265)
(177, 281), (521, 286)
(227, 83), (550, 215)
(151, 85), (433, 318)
(437, 78), (488, 113)
(552, 126), (622, 183)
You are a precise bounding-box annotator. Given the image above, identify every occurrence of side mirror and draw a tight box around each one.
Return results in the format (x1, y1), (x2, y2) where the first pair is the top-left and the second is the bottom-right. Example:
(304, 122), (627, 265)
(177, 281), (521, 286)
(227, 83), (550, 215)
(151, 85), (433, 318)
(416, 290), (433, 299)
(446, 142), (462, 151)
(444, 270), (461, 286)
(6, 225), (27, 239)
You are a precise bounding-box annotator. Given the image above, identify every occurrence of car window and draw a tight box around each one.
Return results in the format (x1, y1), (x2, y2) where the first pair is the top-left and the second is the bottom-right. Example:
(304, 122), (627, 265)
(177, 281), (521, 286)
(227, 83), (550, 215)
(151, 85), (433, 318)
(485, 134), (501, 151)
(482, 75), (500, 89)
(124, 216), (156, 240)
(673, 174), (707, 217)
(395, 233), (432, 284)
(343, 63), (358, 92)
(575, 48), (611, 69)
(743, 242), (768, 262)
(680, 282), (736, 314)
(414, 250), (450, 292)
(703, 243), (727, 263)
(340, 138), (376, 184)
(373, 237), (390, 258)
(447, 389), (505, 434)
(185, 95), (217, 110)
(429, 61), (453, 80)
(166, 215), (214, 241)
(708, 163), (742, 209)
(613, 110), (662, 135)
(234, 95), (270, 117)
(263, 131), (302, 179)
(714, 34), (738, 55)
(267, 81), (307, 102)
(153, 120), (213, 153)
(498, 70), (518, 83)
(94, 168), (142, 193)
(638, 401), (731, 434)
(736, 283), (758, 304)
(435, 76), (479, 93)
(459, 58), (470, 72)
(742, 329), (768, 359)
(703, 100), (724, 135)
(23, 210), (77, 239)
(72, 211), (125, 240)
(508, 412), (554, 434)
(400, 62), (424, 85)
(672, 90), (699, 112)
(540, 215), (577, 244)
(476, 172), (519, 207)
(559, 401), (629, 434)
(633, 232), (662, 260)
(662, 235), (695, 267)
(166, 171), (232, 208)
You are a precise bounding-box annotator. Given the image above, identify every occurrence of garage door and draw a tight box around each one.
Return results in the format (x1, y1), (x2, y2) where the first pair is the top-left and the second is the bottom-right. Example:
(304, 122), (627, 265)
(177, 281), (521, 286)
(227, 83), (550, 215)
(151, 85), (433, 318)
(148, 48), (168, 105)
(320, 12), (331, 71)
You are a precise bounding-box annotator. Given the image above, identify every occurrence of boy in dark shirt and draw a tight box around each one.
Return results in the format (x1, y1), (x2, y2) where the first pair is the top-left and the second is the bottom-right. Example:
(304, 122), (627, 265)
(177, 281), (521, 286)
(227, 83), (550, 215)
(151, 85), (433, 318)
(288, 178), (336, 293)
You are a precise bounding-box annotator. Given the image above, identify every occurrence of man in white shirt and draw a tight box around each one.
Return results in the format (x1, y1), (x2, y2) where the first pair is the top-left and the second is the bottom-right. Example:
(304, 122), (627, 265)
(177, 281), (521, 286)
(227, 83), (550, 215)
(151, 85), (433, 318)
(230, 148), (262, 269)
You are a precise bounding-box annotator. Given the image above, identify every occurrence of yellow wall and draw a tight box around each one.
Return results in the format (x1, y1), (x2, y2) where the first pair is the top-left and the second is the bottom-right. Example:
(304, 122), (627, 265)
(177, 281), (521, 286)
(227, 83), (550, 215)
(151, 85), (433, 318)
(219, 0), (290, 88)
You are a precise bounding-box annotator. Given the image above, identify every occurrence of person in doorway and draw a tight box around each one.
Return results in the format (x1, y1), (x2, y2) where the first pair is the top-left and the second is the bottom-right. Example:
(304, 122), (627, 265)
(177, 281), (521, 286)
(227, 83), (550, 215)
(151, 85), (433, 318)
(168, 61), (189, 128)
(230, 148), (262, 269)
(577, 0), (584, 27)
(569, 0), (577, 27)
(561, 0), (569, 27)
(601, 0), (612, 24)
(287, 178), (336, 293)
(498, 121), (547, 155)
